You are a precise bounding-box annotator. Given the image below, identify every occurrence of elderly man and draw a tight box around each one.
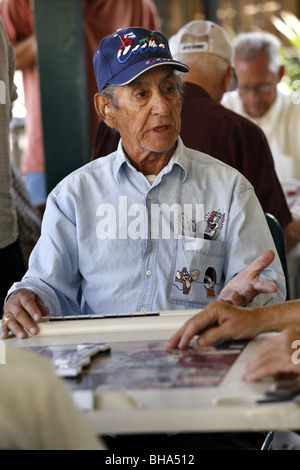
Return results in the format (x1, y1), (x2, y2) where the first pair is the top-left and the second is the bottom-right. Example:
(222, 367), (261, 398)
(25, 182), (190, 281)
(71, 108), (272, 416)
(1, 25), (286, 451)
(1, 26), (284, 339)
(93, 22), (293, 235)
(222, 31), (300, 182)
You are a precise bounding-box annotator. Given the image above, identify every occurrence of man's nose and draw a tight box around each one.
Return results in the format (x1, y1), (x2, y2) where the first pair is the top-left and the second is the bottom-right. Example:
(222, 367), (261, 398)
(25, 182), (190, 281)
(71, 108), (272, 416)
(244, 89), (261, 104)
(151, 91), (170, 115)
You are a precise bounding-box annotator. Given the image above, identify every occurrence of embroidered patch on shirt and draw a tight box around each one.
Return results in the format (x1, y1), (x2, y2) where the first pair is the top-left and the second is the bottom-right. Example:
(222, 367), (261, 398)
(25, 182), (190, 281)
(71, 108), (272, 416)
(204, 210), (225, 240)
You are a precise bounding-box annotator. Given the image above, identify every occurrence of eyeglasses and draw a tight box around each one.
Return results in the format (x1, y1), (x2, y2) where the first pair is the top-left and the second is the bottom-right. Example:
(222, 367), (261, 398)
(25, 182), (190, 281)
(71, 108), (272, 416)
(238, 83), (274, 95)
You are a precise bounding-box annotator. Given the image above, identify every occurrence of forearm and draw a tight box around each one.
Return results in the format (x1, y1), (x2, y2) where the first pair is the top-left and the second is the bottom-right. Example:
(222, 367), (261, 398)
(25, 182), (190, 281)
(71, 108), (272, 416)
(253, 300), (300, 334)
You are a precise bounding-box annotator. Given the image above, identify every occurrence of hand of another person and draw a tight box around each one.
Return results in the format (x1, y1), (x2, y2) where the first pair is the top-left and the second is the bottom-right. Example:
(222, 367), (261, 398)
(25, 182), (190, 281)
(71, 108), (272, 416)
(218, 250), (277, 306)
(1, 289), (49, 339)
(242, 327), (300, 382)
(166, 300), (260, 350)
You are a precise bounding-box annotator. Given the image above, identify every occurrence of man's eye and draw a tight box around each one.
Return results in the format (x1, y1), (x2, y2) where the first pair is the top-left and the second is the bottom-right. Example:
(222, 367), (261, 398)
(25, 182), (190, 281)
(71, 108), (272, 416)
(136, 91), (146, 98)
(165, 86), (176, 94)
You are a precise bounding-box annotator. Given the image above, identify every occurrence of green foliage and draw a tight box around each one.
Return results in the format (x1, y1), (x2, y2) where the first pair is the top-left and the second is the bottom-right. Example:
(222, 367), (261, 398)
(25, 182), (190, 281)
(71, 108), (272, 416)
(272, 11), (300, 89)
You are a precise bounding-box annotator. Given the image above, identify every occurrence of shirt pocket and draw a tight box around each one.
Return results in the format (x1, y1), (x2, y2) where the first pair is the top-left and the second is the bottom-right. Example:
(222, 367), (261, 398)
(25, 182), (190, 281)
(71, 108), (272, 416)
(167, 237), (225, 308)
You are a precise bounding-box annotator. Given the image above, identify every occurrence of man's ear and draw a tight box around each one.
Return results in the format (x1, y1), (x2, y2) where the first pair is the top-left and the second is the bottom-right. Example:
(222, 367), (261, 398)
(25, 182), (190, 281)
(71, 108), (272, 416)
(223, 66), (233, 94)
(277, 64), (285, 83)
(94, 93), (116, 128)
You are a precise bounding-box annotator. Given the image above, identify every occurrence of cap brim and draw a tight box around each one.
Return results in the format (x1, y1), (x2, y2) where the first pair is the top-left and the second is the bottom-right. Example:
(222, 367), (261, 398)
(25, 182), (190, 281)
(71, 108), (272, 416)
(107, 58), (190, 87)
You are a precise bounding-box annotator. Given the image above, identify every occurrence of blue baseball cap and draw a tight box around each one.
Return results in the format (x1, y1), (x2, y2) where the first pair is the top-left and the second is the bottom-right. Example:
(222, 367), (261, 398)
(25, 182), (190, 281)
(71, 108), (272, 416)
(93, 27), (190, 92)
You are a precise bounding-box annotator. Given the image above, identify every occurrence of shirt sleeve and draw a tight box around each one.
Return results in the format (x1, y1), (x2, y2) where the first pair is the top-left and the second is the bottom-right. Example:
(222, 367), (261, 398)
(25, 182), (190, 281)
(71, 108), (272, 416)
(7, 188), (83, 315)
(223, 180), (287, 306)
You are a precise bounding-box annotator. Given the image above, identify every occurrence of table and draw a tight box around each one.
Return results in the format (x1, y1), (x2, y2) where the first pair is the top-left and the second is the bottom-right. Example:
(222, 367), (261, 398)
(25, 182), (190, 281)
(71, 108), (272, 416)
(8, 310), (300, 436)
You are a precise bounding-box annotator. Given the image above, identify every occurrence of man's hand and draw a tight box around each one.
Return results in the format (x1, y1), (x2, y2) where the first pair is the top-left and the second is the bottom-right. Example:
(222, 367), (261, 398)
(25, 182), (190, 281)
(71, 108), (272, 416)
(1, 289), (49, 339)
(218, 250), (277, 306)
(166, 300), (260, 350)
(243, 327), (300, 382)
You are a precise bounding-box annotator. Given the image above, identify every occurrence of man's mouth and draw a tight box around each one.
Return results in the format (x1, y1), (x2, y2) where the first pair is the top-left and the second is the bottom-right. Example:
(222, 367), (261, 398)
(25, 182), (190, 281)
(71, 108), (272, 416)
(151, 125), (171, 133)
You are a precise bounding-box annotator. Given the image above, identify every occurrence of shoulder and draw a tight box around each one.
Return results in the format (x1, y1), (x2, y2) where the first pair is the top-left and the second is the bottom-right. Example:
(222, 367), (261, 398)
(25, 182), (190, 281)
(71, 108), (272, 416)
(221, 90), (239, 107)
(277, 88), (300, 113)
(185, 145), (252, 187)
(49, 153), (119, 204)
(58, 153), (116, 184)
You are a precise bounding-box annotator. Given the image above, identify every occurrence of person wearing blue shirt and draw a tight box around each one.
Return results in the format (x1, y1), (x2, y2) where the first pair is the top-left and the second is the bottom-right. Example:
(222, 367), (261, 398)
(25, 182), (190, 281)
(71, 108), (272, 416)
(2, 26), (285, 338)
(1, 25), (286, 451)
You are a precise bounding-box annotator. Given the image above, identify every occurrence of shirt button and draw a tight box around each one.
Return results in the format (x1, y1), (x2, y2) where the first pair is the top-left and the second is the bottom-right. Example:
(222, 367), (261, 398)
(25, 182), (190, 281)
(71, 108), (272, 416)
(146, 269), (152, 276)
(147, 194), (153, 200)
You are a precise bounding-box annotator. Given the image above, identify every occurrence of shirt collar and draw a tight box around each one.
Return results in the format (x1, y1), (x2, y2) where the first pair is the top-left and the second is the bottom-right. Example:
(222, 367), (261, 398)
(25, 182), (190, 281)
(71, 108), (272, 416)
(113, 137), (189, 184)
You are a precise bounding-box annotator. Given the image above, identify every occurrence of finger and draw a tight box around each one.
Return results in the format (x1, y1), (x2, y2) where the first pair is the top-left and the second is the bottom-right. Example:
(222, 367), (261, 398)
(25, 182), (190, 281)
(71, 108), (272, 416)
(242, 349), (292, 381)
(35, 296), (50, 316)
(245, 250), (275, 279)
(3, 304), (39, 338)
(166, 327), (187, 349)
(18, 292), (46, 322)
(166, 317), (197, 349)
(196, 324), (232, 347)
(240, 283), (275, 306)
(251, 279), (277, 294)
(2, 291), (45, 338)
(1, 314), (27, 339)
(178, 317), (222, 349)
(243, 360), (279, 382)
(167, 310), (216, 350)
(1, 315), (15, 339)
(219, 290), (246, 306)
(242, 342), (280, 381)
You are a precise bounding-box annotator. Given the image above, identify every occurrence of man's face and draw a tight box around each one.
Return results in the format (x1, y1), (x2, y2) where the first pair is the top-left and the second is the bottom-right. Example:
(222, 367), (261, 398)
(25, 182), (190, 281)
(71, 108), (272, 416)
(234, 52), (282, 118)
(109, 66), (182, 165)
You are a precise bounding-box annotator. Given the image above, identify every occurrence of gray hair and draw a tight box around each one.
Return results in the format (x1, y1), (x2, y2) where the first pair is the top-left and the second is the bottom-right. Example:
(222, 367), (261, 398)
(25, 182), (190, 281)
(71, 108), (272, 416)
(101, 69), (184, 110)
(101, 83), (119, 109)
(233, 32), (281, 74)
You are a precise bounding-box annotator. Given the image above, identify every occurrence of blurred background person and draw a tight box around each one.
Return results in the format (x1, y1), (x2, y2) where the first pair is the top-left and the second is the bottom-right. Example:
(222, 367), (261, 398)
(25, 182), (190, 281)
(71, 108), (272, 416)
(0, 0), (160, 205)
(0, 0), (46, 205)
(222, 31), (300, 183)
(0, 17), (26, 317)
(0, 345), (105, 450)
(222, 31), (300, 300)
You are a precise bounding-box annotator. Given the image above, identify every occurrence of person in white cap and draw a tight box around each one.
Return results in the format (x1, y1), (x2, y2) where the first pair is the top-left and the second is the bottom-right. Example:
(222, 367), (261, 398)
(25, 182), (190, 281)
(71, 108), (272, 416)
(169, 20), (299, 253)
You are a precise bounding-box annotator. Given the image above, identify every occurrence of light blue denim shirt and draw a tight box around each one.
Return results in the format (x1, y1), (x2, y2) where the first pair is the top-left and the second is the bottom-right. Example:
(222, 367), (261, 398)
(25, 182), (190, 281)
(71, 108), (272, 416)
(8, 138), (285, 315)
